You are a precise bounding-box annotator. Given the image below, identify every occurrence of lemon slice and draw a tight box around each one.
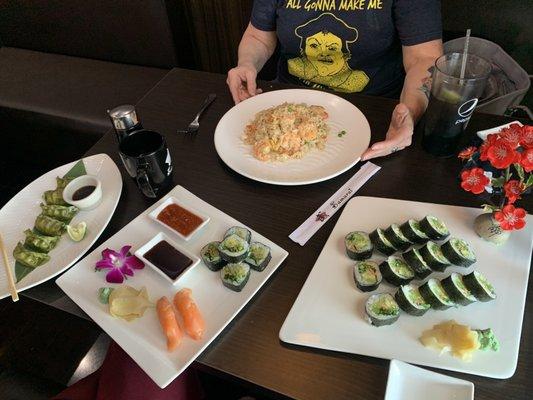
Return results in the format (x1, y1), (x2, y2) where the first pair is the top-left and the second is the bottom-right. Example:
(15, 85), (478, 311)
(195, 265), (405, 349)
(67, 222), (87, 242)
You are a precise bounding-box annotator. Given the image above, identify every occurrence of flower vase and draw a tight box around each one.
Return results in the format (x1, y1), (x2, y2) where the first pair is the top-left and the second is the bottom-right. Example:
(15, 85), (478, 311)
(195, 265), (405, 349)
(473, 212), (510, 245)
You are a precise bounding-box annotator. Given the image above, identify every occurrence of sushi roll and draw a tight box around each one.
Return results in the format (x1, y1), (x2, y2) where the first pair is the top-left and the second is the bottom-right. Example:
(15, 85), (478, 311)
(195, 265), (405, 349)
(419, 241), (451, 272)
(441, 273), (477, 306)
(244, 242), (272, 271)
(402, 248), (432, 279)
(221, 262), (250, 292)
(200, 241), (226, 271)
(365, 293), (400, 327)
(353, 261), (382, 292)
(218, 234), (250, 263)
(383, 224), (413, 251)
(441, 238), (476, 267)
(224, 226), (252, 243)
(463, 271), (496, 302)
(419, 215), (450, 241)
(399, 219), (429, 244)
(379, 256), (415, 286)
(394, 284), (431, 316)
(419, 278), (455, 310)
(369, 228), (397, 256)
(345, 231), (373, 260)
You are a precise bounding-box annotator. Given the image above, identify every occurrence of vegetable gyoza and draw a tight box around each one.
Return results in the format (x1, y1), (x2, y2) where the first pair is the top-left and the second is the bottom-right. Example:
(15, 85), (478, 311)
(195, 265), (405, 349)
(13, 242), (50, 268)
(24, 229), (60, 253)
(35, 214), (66, 236)
(40, 203), (78, 222)
(43, 189), (68, 205)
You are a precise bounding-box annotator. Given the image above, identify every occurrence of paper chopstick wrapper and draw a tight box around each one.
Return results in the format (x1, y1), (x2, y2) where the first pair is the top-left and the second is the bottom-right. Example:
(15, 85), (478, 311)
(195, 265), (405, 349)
(289, 162), (381, 246)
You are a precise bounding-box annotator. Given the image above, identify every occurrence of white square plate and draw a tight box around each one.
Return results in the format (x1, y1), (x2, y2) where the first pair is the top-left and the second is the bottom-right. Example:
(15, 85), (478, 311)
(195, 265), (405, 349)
(148, 196), (210, 241)
(57, 185), (289, 388)
(385, 360), (474, 400)
(135, 232), (201, 285)
(280, 197), (533, 378)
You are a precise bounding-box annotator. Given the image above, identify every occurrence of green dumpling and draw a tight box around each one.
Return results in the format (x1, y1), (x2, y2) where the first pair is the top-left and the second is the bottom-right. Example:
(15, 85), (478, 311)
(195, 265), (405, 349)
(13, 242), (50, 268)
(24, 229), (60, 253)
(40, 203), (78, 222)
(43, 189), (68, 206)
(35, 214), (66, 236)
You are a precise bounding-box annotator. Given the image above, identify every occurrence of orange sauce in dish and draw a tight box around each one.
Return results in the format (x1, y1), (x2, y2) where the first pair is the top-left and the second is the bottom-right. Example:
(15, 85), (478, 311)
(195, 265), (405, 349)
(157, 204), (203, 236)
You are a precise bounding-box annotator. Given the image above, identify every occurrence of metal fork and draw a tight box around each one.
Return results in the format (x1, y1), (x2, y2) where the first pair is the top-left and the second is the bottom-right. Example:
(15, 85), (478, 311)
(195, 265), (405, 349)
(177, 93), (217, 134)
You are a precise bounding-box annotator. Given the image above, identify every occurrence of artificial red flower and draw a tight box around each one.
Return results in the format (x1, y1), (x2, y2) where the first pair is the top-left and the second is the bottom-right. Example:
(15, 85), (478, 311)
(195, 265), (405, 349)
(519, 125), (533, 149)
(458, 146), (477, 160)
(479, 134), (500, 161)
(494, 204), (527, 230)
(520, 148), (533, 172)
(499, 125), (522, 149)
(460, 167), (490, 194)
(503, 180), (525, 204)
(486, 141), (518, 169)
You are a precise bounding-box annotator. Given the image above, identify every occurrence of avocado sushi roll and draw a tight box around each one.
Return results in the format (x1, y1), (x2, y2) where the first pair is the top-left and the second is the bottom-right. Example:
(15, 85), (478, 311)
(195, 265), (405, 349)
(379, 256), (415, 286)
(365, 293), (400, 327)
(419, 278), (455, 310)
(200, 241), (226, 271)
(383, 224), (413, 251)
(224, 226), (252, 243)
(353, 261), (382, 292)
(399, 219), (429, 244)
(221, 262), (250, 292)
(419, 241), (451, 272)
(463, 271), (496, 302)
(441, 273), (477, 306)
(218, 234), (250, 263)
(345, 231), (373, 260)
(402, 248), (432, 279)
(419, 215), (450, 241)
(395, 284), (431, 316)
(244, 242), (272, 271)
(369, 228), (397, 256)
(441, 238), (476, 267)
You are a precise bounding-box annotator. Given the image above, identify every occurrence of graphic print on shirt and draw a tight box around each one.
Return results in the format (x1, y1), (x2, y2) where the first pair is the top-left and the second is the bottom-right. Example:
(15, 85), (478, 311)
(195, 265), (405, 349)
(287, 13), (369, 93)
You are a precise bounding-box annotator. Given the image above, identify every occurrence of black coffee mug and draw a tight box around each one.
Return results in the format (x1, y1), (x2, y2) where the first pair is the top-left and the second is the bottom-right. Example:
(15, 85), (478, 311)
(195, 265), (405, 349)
(119, 130), (173, 198)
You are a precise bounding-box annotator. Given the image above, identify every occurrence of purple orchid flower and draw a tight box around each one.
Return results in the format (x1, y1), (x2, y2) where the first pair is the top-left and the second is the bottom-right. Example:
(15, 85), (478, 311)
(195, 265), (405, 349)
(95, 245), (144, 284)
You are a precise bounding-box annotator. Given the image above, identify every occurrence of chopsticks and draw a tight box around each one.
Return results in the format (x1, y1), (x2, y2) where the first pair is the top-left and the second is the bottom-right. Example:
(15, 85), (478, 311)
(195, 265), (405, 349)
(0, 233), (18, 301)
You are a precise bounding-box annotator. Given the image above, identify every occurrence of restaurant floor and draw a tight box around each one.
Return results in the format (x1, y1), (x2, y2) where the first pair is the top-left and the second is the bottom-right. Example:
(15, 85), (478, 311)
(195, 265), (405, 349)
(0, 298), (270, 400)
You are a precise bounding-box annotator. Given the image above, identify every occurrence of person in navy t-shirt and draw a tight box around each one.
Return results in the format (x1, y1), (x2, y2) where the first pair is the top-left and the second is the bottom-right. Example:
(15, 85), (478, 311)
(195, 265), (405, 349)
(227, 0), (443, 160)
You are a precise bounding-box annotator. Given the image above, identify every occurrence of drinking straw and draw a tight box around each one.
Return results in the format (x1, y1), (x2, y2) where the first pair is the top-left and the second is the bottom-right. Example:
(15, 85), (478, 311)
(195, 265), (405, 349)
(460, 29), (471, 81)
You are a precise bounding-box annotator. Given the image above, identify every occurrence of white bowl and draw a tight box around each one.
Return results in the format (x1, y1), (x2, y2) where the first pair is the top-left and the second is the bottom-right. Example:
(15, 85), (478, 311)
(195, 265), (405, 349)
(63, 175), (103, 210)
(134, 232), (200, 285)
(149, 197), (210, 241)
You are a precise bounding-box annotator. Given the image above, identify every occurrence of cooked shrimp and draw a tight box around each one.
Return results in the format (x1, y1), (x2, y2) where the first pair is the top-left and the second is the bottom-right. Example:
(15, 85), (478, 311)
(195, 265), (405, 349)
(156, 296), (183, 351)
(173, 288), (205, 341)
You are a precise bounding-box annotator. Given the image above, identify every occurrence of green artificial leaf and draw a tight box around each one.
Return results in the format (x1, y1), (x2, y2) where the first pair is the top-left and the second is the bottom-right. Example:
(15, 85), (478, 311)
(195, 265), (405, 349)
(491, 176), (506, 188)
(15, 261), (34, 283)
(526, 174), (533, 188)
(481, 204), (499, 213)
(63, 160), (87, 180)
(514, 163), (525, 181)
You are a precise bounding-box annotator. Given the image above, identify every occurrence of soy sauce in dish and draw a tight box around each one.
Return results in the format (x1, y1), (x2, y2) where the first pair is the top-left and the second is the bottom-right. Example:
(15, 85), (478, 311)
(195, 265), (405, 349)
(73, 185), (96, 201)
(157, 204), (203, 236)
(144, 240), (193, 280)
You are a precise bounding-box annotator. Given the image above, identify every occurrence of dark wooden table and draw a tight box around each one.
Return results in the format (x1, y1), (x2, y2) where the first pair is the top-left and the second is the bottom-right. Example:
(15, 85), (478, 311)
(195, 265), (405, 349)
(23, 68), (532, 400)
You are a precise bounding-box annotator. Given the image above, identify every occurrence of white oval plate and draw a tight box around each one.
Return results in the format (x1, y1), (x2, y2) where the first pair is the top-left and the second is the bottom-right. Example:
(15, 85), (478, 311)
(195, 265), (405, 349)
(214, 89), (371, 185)
(0, 153), (122, 299)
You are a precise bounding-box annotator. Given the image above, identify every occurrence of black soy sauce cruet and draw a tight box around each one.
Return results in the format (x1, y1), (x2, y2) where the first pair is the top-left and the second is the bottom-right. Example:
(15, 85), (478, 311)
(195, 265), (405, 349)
(108, 105), (173, 198)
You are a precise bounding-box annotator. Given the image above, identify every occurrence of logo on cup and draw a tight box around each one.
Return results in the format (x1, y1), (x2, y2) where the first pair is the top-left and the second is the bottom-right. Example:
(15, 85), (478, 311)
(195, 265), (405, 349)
(457, 98), (479, 118)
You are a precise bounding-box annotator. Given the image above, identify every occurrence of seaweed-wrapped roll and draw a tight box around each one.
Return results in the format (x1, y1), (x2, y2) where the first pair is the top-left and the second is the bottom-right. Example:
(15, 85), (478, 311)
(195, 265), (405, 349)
(244, 242), (271, 271)
(441, 238), (476, 267)
(379, 256), (415, 286)
(441, 273), (477, 306)
(221, 262), (250, 292)
(383, 224), (413, 252)
(345, 231), (373, 260)
(419, 215), (450, 241)
(365, 293), (400, 327)
(369, 228), (396, 256)
(402, 248), (432, 279)
(353, 261), (382, 292)
(200, 241), (226, 271)
(463, 271), (496, 302)
(419, 241), (450, 272)
(224, 226), (252, 244)
(395, 284), (430, 316)
(218, 234), (249, 263)
(419, 278), (455, 310)
(399, 219), (428, 244)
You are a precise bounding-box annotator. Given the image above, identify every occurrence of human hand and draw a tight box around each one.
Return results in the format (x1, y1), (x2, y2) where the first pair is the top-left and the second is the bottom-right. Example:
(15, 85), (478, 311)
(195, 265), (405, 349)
(226, 63), (263, 104)
(361, 103), (414, 161)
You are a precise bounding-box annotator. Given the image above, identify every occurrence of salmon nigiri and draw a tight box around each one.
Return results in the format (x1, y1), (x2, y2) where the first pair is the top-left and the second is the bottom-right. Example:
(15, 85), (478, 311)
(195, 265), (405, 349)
(173, 288), (205, 340)
(156, 296), (183, 351)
